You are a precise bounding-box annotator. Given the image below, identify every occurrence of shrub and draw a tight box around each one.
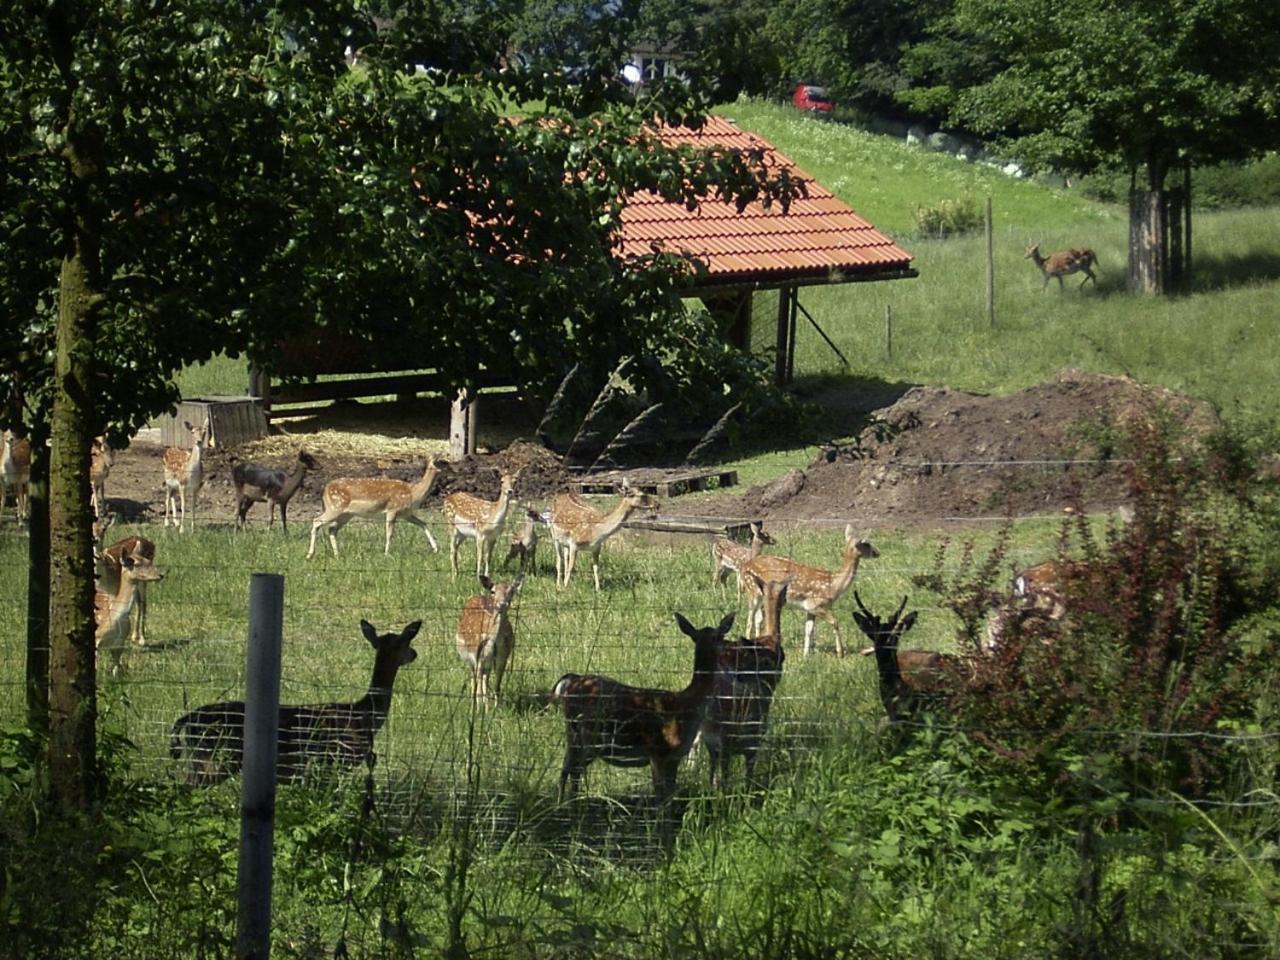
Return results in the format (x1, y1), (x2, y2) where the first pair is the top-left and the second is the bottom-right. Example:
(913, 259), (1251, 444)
(912, 195), (984, 238)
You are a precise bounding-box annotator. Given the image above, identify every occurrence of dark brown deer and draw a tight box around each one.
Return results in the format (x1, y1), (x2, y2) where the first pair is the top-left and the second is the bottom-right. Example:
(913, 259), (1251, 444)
(231, 448), (320, 531)
(552, 611), (733, 804)
(169, 619), (421, 785)
(1025, 243), (1098, 291)
(701, 573), (787, 789)
(851, 593), (955, 727)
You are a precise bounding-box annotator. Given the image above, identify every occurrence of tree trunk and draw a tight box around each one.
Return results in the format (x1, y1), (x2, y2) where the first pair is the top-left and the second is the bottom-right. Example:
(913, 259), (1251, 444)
(1128, 190), (1167, 294)
(46, 93), (106, 811)
(26, 419), (51, 734)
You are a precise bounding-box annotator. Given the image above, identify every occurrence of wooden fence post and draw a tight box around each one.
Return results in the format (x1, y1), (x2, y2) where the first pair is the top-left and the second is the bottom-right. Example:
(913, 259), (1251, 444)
(236, 573), (284, 960)
(985, 196), (995, 327)
(450, 388), (477, 459)
(885, 304), (893, 359)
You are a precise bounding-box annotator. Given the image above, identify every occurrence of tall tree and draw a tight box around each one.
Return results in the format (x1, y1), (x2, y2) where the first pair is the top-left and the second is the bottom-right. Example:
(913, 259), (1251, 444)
(899, 0), (1280, 293)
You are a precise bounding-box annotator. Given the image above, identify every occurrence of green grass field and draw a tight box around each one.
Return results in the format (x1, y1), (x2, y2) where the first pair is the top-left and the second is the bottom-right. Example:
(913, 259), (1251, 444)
(4, 100), (1279, 957)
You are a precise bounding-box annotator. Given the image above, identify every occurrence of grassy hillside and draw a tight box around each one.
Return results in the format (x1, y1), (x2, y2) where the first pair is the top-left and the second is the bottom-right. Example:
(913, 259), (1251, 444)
(717, 100), (1280, 450)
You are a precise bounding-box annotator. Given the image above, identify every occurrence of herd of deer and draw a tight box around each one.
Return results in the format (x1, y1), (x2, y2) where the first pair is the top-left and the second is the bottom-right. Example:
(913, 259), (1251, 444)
(3, 423), (1085, 808)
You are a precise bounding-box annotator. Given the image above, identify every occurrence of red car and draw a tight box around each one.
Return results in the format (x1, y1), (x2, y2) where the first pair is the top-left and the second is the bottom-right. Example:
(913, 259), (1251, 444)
(792, 83), (834, 113)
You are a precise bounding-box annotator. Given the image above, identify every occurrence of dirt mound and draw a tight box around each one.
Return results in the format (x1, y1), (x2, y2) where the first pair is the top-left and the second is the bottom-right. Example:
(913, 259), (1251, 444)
(683, 370), (1219, 527)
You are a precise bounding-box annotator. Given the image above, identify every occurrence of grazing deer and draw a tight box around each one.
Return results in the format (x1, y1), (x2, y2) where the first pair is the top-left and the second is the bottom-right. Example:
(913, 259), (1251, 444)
(442, 470), (519, 579)
(231, 448), (319, 531)
(701, 573), (788, 789)
(742, 525), (878, 657)
(93, 513), (158, 647)
(552, 611), (734, 804)
(1025, 243), (1098, 291)
(95, 553), (165, 676)
(306, 457), (441, 559)
(503, 509), (543, 574)
(548, 480), (658, 590)
(162, 419), (210, 532)
(90, 436), (114, 517)
(170, 619), (421, 786)
(455, 574), (525, 708)
(851, 593), (958, 728)
(710, 520), (776, 598)
(1012, 557), (1107, 621)
(1, 430), (31, 527)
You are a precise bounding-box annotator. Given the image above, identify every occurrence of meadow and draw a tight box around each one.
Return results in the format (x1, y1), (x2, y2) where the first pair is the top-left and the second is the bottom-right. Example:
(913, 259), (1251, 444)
(1, 100), (1278, 958)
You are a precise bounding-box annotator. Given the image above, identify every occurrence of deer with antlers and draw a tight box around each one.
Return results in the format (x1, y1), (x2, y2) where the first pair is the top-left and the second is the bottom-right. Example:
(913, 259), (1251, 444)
(1025, 243), (1098, 291)
(455, 574), (525, 708)
(1, 430), (31, 527)
(742, 525), (878, 657)
(548, 480), (658, 590)
(170, 619), (421, 785)
(162, 419), (210, 532)
(701, 573), (788, 790)
(851, 593), (962, 728)
(552, 611), (734, 805)
(307, 457), (441, 559)
(231, 448), (320, 531)
(710, 520), (776, 599)
(442, 469), (520, 579)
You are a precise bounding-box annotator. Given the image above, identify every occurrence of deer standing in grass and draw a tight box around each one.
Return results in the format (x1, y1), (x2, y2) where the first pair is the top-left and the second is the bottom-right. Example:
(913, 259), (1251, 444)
(96, 552), (165, 677)
(710, 520), (776, 599)
(442, 470), (519, 579)
(503, 509), (543, 574)
(93, 513), (158, 648)
(552, 612), (733, 805)
(1, 430), (31, 527)
(548, 481), (658, 590)
(742, 524), (878, 657)
(170, 619), (421, 785)
(307, 457), (441, 559)
(162, 419), (210, 532)
(455, 574), (524, 708)
(701, 573), (788, 789)
(1025, 243), (1098, 291)
(231, 448), (319, 531)
(90, 436), (113, 517)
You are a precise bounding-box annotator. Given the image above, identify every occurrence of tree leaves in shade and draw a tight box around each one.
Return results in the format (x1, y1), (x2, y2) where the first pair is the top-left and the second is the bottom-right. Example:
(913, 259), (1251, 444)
(685, 402), (742, 465)
(591, 403), (665, 472)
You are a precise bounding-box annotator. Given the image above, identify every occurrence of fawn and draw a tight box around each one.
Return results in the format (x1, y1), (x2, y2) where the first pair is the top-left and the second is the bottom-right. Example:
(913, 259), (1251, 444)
(1025, 243), (1098, 291)
(162, 419), (210, 532)
(170, 619), (421, 785)
(710, 520), (776, 598)
(307, 458), (441, 559)
(93, 513), (158, 648)
(442, 470), (519, 579)
(455, 574), (524, 708)
(95, 553), (165, 676)
(1, 430), (31, 527)
(502, 509), (543, 574)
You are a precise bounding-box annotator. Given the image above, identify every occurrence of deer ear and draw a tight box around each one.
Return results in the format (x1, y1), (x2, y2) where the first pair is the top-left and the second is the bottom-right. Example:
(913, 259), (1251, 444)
(900, 611), (918, 632)
(360, 620), (379, 645)
(479, 574), (494, 592)
(401, 620), (423, 643)
(673, 612), (695, 638)
(718, 612), (736, 635)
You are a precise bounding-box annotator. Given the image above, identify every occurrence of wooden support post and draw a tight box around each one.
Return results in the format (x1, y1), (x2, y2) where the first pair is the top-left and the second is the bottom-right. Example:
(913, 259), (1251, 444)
(774, 288), (791, 386)
(450, 388), (477, 459)
(885, 304), (893, 359)
(787, 288), (798, 383)
(236, 573), (284, 960)
(248, 366), (271, 418)
(985, 196), (995, 327)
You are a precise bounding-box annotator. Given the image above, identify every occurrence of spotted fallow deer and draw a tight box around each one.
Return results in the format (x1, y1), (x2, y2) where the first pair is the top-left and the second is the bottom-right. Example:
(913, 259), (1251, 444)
(95, 552), (165, 677)
(742, 525), (878, 657)
(169, 619), (421, 785)
(1, 430), (31, 527)
(162, 419), (210, 532)
(701, 573), (788, 789)
(552, 611), (733, 805)
(455, 574), (525, 708)
(1025, 243), (1098, 291)
(306, 457), (442, 559)
(548, 480), (658, 590)
(90, 436), (114, 517)
(441, 470), (519, 579)
(93, 513), (158, 647)
(710, 520), (776, 599)
(503, 509), (543, 574)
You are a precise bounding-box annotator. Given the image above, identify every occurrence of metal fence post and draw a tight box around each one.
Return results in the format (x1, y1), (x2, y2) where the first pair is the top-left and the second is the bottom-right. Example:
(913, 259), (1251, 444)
(236, 573), (284, 960)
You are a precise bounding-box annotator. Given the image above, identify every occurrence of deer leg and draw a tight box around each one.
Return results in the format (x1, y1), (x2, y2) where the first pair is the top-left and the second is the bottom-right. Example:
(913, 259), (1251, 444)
(559, 747), (587, 801)
(132, 582), (148, 646)
(449, 528), (462, 577)
(306, 514), (329, 559)
(401, 511), (439, 552)
(278, 500), (288, 533)
(803, 615), (817, 656)
(563, 542), (580, 588)
(816, 608), (844, 657)
(591, 549), (602, 592)
(328, 516), (352, 558)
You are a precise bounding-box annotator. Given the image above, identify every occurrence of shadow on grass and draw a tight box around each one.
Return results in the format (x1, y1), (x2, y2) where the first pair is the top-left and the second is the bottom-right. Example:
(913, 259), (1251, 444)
(1188, 251), (1280, 292)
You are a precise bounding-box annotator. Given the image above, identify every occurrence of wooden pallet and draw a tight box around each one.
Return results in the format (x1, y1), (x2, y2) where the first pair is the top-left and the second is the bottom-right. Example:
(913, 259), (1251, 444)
(624, 517), (754, 540)
(571, 469), (738, 498)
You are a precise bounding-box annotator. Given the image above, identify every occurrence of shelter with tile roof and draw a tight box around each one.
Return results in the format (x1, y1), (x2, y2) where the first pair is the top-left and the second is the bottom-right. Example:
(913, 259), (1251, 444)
(622, 116), (916, 384)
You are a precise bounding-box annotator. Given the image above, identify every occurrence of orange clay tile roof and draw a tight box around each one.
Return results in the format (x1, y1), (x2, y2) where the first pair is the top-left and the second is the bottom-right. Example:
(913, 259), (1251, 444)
(622, 116), (914, 288)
